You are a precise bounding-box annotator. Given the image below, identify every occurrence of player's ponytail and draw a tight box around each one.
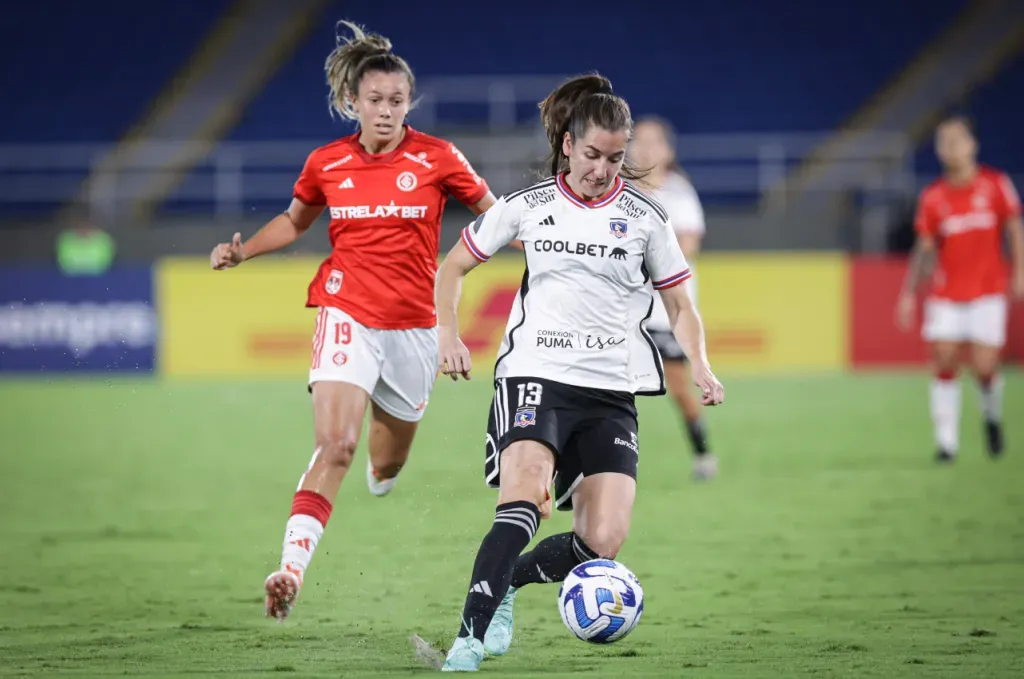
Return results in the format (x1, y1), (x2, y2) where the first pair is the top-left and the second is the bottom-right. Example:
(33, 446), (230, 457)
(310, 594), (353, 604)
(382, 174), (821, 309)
(538, 73), (644, 180)
(324, 20), (416, 120)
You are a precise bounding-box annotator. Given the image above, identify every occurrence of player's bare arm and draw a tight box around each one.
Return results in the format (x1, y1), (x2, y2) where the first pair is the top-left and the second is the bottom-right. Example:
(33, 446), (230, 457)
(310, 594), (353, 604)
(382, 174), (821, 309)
(659, 283), (724, 405)
(435, 239), (484, 381)
(469, 192), (497, 215)
(678, 232), (701, 261)
(210, 199), (323, 270)
(1006, 215), (1024, 299)
(895, 234), (936, 331)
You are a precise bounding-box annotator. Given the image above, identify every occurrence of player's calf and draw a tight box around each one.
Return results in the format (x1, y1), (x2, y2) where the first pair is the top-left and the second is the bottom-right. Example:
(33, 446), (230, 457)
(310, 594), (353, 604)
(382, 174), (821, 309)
(975, 371), (1005, 457)
(970, 339), (1005, 457)
(929, 366), (961, 460)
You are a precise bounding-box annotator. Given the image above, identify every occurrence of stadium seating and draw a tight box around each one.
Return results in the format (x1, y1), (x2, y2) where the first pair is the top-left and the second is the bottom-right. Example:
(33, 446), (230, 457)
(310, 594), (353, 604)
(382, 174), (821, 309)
(0, 1), (232, 143)
(230, 0), (968, 139)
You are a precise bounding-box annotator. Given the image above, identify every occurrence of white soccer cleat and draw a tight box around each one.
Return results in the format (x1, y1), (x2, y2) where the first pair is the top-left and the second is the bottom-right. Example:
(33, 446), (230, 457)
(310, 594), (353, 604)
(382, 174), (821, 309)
(692, 454), (719, 480)
(264, 568), (302, 621)
(366, 460), (399, 496)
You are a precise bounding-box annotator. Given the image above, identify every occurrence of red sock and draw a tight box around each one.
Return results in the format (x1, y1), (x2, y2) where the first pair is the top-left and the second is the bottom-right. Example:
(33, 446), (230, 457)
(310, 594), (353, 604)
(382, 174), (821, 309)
(290, 490), (332, 527)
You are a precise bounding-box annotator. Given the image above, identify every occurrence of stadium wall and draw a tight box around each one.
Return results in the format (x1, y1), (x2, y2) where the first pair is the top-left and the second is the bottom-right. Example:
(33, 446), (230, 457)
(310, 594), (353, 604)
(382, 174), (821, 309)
(2, 255), (1020, 377)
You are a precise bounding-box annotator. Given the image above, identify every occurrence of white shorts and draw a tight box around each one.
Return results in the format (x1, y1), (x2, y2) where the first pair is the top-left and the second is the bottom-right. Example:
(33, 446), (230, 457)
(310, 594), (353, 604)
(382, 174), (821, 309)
(922, 295), (1008, 347)
(309, 307), (438, 422)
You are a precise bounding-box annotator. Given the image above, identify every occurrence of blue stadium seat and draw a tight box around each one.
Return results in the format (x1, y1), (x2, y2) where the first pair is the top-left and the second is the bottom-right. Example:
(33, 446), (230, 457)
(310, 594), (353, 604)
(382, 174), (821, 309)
(0, 2), (232, 218)
(0, 1), (233, 143)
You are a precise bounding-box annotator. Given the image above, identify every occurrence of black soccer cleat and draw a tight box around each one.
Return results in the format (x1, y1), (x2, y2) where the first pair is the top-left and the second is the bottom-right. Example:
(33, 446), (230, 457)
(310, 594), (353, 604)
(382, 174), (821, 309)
(985, 420), (1004, 458)
(935, 448), (956, 464)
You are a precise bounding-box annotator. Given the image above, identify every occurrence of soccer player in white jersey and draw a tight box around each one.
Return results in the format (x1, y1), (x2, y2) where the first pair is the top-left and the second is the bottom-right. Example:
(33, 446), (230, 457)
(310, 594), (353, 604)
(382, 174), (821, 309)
(430, 74), (724, 671)
(628, 115), (718, 480)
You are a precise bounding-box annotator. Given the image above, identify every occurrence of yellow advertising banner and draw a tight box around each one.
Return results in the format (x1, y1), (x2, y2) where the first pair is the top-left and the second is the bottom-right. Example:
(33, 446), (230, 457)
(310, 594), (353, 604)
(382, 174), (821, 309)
(695, 253), (848, 373)
(157, 257), (323, 377)
(156, 252), (846, 377)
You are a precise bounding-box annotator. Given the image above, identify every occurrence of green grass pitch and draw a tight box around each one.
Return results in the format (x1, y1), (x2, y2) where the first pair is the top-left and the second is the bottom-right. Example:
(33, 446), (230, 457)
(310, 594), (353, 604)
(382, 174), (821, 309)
(0, 372), (1021, 677)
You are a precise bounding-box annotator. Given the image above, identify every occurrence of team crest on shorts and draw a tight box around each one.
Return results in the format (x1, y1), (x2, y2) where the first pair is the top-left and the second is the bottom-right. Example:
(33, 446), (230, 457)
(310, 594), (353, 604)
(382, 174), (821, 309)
(609, 219), (628, 238)
(325, 269), (343, 295)
(514, 407), (537, 428)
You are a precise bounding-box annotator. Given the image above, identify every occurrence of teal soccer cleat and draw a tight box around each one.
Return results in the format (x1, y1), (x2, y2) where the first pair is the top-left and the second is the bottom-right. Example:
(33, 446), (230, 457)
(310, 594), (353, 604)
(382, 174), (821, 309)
(441, 635), (485, 672)
(483, 586), (517, 656)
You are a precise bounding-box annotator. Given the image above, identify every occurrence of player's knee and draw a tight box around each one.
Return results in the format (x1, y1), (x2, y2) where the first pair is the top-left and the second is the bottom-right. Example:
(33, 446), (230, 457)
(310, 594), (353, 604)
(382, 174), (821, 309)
(499, 463), (550, 507)
(970, 352), (1000, 379)
(581, 525), (628, 559)
(316, 429), (360, 469)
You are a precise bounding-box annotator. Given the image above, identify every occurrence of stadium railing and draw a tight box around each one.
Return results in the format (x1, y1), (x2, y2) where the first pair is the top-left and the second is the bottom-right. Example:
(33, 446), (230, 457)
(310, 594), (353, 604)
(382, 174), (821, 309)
(0, 131), (914, 222)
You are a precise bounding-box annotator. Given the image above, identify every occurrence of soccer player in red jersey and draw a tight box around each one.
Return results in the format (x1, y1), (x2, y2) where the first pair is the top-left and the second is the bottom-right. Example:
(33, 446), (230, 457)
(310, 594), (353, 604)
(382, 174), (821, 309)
(896, 114), (1024, 463)
(209, 20), (496, 620)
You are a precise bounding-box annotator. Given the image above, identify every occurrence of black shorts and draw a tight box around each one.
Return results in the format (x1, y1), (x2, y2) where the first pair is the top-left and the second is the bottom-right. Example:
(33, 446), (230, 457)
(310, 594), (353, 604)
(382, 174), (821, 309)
(649, 329), (688, 362)
(484, 376), (639, 511)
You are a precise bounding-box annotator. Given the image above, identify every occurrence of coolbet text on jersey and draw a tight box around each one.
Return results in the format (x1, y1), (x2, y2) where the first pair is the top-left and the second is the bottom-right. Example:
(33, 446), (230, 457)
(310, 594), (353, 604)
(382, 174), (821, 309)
(915, 166), (1021, 302)
(294, 126), (489, 329)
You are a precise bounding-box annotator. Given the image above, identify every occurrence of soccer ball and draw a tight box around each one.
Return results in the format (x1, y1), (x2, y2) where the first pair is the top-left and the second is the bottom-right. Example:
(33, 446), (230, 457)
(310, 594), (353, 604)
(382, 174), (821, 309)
(558, 558), (644, 643)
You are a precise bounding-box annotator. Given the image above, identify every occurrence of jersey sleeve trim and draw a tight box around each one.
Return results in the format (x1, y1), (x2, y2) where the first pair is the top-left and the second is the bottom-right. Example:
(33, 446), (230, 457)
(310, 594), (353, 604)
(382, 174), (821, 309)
(293, 190), (326, 206)
(461, 227), (489, 262)
(460, 184), (490, 206)
(652, 269), (692, 290)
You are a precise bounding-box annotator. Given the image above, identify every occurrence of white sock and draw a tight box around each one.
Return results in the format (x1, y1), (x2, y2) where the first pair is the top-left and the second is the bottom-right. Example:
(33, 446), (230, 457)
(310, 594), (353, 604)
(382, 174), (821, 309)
(930, 377), (961, 453)
(280, 514), (324, 577)
(978, 374), (1004, 422)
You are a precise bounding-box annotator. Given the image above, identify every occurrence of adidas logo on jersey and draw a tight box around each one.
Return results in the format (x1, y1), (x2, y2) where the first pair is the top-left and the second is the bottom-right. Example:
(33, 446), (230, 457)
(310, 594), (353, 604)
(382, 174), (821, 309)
(338, 178), (354, 189)
(469, 581), (493, 597)
(539, 215), (555, 226)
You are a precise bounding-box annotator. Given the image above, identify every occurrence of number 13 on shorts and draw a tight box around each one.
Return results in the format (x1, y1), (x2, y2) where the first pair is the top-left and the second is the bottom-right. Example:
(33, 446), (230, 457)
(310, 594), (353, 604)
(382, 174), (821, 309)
(518, 382), (543, 407)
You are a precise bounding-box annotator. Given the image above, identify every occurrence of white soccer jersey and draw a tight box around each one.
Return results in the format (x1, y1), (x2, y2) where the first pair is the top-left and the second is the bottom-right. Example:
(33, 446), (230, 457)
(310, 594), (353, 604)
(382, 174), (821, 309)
(460, 173), (691, 395)
(645, 172), (706, 332)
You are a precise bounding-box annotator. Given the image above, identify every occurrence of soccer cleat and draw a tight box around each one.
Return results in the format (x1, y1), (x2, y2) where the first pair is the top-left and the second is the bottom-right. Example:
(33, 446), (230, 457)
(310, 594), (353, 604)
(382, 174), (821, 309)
(442, 636), (485, 672)
(985, 420), (1004, 458)
(264, 568), (302, 621)
(935, 448), (956, 464)
(692, 453), (719, 480)
(366, 460), (398, 497)
(484, 586), (517, 656)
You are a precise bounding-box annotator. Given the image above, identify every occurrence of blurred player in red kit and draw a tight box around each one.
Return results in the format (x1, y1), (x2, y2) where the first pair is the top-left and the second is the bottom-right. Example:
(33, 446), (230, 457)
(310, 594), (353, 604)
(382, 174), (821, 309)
(896, 114), (1024, 463)
(210, 20), (496, 620)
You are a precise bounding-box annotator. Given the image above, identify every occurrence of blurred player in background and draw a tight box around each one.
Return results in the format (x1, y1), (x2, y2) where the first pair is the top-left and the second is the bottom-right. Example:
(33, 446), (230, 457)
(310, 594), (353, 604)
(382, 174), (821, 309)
(628, 115), (718, 480)
(429, 74), (723, 671)
(210, 20), (495, 620)
(896, 114), (1024, 463)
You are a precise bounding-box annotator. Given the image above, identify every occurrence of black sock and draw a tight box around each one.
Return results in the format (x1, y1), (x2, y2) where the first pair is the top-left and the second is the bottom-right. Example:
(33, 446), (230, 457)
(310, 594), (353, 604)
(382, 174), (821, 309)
(457, 501), (540, 641)
(686, 417), (709, 455)
(510, 532), (599, 589)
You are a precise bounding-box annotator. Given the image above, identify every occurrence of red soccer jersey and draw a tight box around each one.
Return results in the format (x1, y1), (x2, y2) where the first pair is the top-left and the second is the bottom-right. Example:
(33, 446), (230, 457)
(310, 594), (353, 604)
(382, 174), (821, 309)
(294, 126), (489, 329)
(914, 165), (1021, 302)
